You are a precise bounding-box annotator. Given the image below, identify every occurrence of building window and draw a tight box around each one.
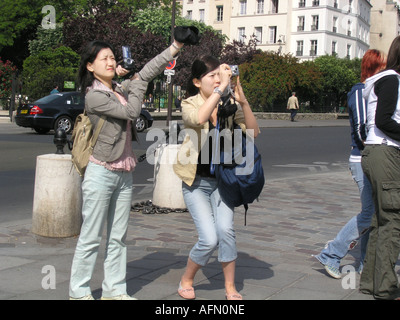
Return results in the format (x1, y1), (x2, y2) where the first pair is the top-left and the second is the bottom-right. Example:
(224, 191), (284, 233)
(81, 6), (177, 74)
(347, 20), (352, 36)
(269, 26), (277, 43)
(310, 40), (317, 56)
(199, 9), (205, 22)
(255, 27), (263, 43)
(348, 0), (353, 13)
(311, 15), (319, 31)
(257, 0), (264, 14)
(333, 17), (338, 33)
(240, 0), (247, 15)
(298, 16), (305, 31)
(332, 41), (337, 55)
(186, 10), (192, 20)
(217, 6), (223, 21)
(296, 41), (304, 56)
(347, 44), (351, 59)
(238, 27), (246, 42)
(299, 1), (305, 8)
(312, 0), (319, 6)
(270, 0), (278, 14)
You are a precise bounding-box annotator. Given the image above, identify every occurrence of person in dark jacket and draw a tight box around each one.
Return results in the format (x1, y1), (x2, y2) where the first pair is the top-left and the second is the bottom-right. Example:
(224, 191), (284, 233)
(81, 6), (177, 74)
(314, 49), (386, 279)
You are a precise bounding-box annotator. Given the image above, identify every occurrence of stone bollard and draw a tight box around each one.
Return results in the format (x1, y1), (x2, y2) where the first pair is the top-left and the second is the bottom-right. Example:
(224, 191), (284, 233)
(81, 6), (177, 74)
(152, 144), (186, 210)
(32, 154), (82, 237)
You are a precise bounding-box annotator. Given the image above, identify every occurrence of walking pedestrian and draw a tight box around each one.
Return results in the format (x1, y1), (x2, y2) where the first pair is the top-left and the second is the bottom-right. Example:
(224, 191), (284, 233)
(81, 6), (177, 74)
(173, 55), (260, 300)
(359, 35), (400, 300)
(68, 39), (184, 300)
(314, 49), (386, 279)
(287, 92), (299, 121)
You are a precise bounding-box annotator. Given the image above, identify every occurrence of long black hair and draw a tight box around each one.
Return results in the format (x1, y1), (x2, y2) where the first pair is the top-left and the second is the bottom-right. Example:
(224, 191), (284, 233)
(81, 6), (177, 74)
(186, 55), (221, 97)
(78, 40), (116, 94)
(385, 35), (400, 73)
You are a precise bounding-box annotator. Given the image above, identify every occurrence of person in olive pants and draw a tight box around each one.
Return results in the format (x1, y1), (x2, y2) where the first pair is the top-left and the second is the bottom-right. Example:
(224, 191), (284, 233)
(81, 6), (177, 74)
(360, 145), (400, 299)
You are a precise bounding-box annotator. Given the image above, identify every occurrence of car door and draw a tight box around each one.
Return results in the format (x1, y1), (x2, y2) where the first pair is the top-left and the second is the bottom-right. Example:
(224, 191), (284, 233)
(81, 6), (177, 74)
(65, 93), (84, 121)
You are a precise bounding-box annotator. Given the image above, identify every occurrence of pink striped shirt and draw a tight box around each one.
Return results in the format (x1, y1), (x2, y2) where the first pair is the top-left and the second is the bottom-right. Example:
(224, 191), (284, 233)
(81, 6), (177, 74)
(88, 80), (137, 172)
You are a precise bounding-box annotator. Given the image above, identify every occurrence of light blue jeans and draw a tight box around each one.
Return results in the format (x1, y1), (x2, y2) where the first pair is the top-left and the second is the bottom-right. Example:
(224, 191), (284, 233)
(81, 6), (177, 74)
(69, 162), (132, 298)
(182, 176), (237, 266)
(315, 161), (375, 272)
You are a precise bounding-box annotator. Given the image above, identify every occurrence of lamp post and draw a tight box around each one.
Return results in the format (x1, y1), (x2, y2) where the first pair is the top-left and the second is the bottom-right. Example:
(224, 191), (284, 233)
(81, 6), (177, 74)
(167, 0), (177, 126)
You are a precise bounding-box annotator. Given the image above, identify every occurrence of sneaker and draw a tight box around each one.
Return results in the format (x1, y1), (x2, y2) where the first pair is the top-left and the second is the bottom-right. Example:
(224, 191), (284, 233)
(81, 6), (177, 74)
(69, 294), (95, 300)
(324, 265), (341, 279)
(101, 294), (138, 300)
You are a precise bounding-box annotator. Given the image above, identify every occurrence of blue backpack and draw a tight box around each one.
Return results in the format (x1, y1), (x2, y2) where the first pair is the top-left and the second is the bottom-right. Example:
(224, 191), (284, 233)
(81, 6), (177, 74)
(210, 101), (265, 225)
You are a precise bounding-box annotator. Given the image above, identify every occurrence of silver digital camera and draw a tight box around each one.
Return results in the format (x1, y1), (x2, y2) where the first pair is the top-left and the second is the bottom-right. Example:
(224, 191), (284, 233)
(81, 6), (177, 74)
(229, 65), (239, 76)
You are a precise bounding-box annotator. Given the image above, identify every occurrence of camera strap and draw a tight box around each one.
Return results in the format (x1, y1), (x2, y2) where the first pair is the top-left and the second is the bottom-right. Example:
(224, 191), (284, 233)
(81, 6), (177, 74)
(210, 96), (237, 175)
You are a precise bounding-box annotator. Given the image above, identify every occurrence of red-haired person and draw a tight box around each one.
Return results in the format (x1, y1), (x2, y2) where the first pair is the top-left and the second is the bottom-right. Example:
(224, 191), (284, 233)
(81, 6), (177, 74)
(314, 49), (386, 279)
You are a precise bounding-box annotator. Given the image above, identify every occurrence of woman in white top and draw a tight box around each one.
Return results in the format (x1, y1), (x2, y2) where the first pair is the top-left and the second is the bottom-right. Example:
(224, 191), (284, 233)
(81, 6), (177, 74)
(359, 35), (400, 300)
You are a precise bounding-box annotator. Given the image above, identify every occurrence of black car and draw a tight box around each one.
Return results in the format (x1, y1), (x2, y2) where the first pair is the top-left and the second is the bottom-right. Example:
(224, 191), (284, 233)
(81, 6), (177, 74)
(15, 92), (153, 134)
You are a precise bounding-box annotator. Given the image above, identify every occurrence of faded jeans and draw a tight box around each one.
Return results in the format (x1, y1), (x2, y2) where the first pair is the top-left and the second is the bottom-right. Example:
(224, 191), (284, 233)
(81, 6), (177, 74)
(315, 161), (375, 271)
(69, 162), (132, 298)
(182, 176), (237, 266)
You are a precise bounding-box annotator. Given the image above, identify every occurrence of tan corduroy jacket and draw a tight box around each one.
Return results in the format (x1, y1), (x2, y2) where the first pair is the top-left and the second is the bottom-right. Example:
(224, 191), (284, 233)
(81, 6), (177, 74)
(173, 93), (246, 186)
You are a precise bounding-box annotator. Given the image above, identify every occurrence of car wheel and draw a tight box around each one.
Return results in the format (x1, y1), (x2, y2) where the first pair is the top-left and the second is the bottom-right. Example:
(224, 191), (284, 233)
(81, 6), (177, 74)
(54, 115), (73, 134)
(34, 127), (50, 134)
(136, 115), (148, 132)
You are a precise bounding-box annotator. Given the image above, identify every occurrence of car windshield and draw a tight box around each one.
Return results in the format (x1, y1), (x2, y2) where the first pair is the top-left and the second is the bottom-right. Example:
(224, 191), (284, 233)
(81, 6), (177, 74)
(34, 94), (64, 104)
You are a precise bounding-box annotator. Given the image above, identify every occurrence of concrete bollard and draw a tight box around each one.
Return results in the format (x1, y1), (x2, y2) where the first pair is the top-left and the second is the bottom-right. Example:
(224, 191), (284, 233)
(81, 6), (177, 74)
(32, 154), (82, 237)
(152, 144), (186, 210)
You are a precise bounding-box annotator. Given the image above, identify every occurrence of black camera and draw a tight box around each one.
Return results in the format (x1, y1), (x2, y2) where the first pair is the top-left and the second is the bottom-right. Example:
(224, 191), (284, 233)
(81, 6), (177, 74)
(122, 46), (135, 70)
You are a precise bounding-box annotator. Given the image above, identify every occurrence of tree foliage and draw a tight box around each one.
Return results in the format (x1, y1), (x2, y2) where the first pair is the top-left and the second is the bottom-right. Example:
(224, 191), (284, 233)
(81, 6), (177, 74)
(314, 55), (359, 107)
(63, 7), (166, 71)
(22, 46), (80, 100)
(28, 24), (64, 56)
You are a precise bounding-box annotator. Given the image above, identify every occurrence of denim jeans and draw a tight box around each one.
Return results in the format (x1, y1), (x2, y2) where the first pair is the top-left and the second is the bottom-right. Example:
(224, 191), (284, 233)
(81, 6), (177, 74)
(69, 162), (132, 298)
(315, 161), (375, 271)
(182, 176), (237, 266)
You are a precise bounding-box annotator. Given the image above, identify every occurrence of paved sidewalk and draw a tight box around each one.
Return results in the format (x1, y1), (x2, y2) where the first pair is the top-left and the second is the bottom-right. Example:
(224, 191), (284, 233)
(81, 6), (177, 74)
(0, 169), (379, 300)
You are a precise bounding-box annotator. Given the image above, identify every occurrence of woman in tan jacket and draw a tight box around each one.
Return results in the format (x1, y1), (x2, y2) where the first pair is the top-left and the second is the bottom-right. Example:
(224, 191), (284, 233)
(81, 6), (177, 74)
(174, 56), (259, 300)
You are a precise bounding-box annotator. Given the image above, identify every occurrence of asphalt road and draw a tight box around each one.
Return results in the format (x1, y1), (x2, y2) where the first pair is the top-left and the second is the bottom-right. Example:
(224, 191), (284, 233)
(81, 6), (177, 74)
(0, 122), (351, 223)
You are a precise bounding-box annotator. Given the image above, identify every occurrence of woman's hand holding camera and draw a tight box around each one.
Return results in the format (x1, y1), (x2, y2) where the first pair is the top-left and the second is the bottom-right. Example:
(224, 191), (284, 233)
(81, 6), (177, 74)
(219, 64), (232, 92)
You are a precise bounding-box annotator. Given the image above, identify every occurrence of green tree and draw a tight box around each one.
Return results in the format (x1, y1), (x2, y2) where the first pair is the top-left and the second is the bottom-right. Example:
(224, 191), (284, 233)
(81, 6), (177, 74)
(314, 55), (359, 109)
(130, 7), (221, 42)
(239, 52), (299, 110)
(22, 46), (80, 100)
(28, 24), (64, 56)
